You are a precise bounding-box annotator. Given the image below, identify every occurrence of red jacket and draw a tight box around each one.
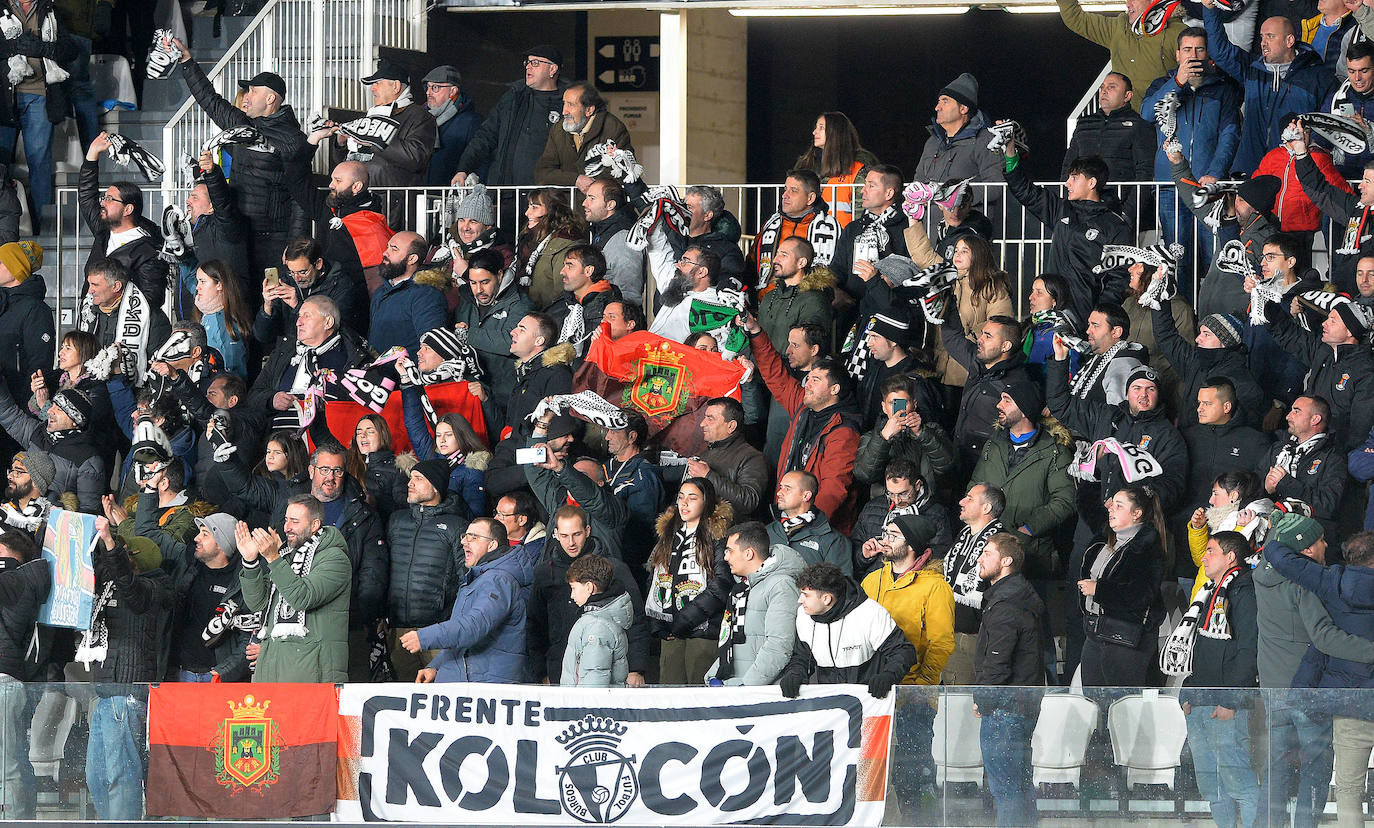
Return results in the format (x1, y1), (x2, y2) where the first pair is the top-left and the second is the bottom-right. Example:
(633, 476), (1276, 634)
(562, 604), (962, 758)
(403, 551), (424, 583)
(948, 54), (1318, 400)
(1254, 146), (1352, 232)
(749, 330), (860, 532)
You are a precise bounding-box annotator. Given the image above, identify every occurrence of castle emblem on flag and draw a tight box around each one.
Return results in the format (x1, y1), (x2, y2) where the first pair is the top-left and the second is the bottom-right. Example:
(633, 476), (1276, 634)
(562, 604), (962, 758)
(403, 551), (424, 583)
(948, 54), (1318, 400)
(209, 694), (283, 791)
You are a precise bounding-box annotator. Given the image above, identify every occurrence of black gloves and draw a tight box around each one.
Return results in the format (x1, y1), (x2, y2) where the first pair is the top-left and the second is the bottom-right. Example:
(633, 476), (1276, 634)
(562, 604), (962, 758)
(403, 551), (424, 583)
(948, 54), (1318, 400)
(868, 674), (896, 699)
(779, 673), (802, 699)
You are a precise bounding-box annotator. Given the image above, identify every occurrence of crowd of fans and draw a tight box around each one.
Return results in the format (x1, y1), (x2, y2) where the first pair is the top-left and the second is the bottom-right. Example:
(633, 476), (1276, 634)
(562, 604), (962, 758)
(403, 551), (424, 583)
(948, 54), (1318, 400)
(12, 0), (1374, 823)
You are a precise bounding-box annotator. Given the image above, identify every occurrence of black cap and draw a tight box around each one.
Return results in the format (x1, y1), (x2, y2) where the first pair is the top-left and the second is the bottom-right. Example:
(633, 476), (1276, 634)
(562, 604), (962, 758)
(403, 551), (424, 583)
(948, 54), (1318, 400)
(524, 44), (563, 67)
(544, 414), (577, 441)
(412, 459), (451, 501)
(362, 59), (410, 85)
(237, 71), (286, 99)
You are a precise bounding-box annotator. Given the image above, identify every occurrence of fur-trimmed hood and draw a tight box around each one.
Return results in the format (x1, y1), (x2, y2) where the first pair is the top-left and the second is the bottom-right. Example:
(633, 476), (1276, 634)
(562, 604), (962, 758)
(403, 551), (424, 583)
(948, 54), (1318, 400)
(796, 266), (837, 293)
(121, 493), (217, 518)
(397, 448), (490, 472)
(654, 500), (735, 541)
(989, 415), (1073, 447)
(527, 341), (576, 369)
(414, 267), (454, 293)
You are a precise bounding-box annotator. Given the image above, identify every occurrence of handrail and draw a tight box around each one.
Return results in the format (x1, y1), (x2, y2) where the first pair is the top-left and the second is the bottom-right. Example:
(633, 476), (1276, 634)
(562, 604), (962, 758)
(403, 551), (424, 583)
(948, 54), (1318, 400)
(1066, 61), (1114, 145)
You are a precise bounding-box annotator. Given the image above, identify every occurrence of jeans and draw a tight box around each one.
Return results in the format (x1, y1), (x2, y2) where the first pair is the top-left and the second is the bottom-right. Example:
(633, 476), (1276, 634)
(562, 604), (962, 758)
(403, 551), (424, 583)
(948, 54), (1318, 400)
(1332, 716), (1374, 828)
(1266, 704), (1333, 828)
(0, 93), (54, 211)
(86, 694), (146, 820)
(177, 669), (215, 683)
(1187, 706), (1260, 828)
(891, 690), (937, 806)
(1157, 186), (1215, 302)
(67, 35), (99, 150)
(0, 676), (34, 819)
(980, 709), (1036, 826)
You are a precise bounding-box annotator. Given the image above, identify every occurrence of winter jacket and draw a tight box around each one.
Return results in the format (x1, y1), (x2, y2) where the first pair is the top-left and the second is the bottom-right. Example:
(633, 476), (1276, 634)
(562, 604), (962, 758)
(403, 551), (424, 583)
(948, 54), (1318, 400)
(766, 512), (851, 577)
(0, 381), (104, 512)
(705, 544), (804, 686)
(0, 0), (77, 128)
(1258, 430), (1347, 531)
(401, 393), (488, 519)
(1183, 419), (1273, 507)
(699, 433), (770, 520)
(757, 266), (836, 354)
(0, 274), (52, 404)
(546, 279), (622, 354)
(244, 330), (368, 420)
(535, 110), (633, 186)
(1141, 67), (1243, 181)
(1004, 159), (1132, 324)
(833, 208), (911, 324)
(1294, 150), (1374, 295)
(1062, 106), (1156, 212)
(561, 587), (633, 687)
(862, 556), (955, 686)
(940, 310), (1035, 456)
(1301, 10), (1357, 77)
(970, 420), (1077, 578)
(240, 525), (352, 683)
(525, 454), (627, 560)
(358, 99), (437, 188)
(853, 420), (957, 497)
(1079, 525), (1168, 635)
(665, 215), (748, 292)
(418, 540), (534, 683)
(426, 97), (483, 186)
(910, 111), (1006, 219)
(751, 207), (840, 289)
(177, 57), (308, 233)
(528, 539), (649, 682)
(453, 276), (533, 422)
(589, 210), (646, 305)
(1254, 145), (1350, 232)
(89, 540), (173, 687)
(284, 165), (392, 309)
(458, 79), (568, 186)
(170, 558), (249, 681)
(1151, 304), (1267, 430)
(779, 578), (917, 688)
(1253, 545), (1374, 688)
(1180, 568), (1259, 709)
(1322, 78), (1374, 175)
(1048, 357), (1189, 513)
(0, 558), (49, 679)
(1057, 0), (1187, 111)
(524, 231), (583, 309)
(116, 490), (199, 577)
(647, 507), (734, 641)
(1205, 8), (1336, 173)
(1267, 540), (1374, 718)
(368, 276), (448, 356)
(852, 500), (953, 580)
(361, 451), (407, 522)
(931, 277), (1015, 389)
(384, 496), (467, 628)
(972, 572), (1046, 716)
(1349, 426), (1374, 530)
(486, 342), (575, 497)
(604, 451), (664, 570)
(253, 258), (368, 344)
(750, 330), (860, 531)
(78, 159), (167, 306)
(1124, 294), (1193, 412)
(1266, 304), (1374, 450)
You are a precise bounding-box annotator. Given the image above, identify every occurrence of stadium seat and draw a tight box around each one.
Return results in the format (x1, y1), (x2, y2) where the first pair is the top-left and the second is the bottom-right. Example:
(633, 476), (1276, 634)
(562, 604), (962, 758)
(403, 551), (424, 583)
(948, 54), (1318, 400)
(932, 691), (983, 786)
(1107, 690), (1188, 789)
(1031, 692), (1099, 787)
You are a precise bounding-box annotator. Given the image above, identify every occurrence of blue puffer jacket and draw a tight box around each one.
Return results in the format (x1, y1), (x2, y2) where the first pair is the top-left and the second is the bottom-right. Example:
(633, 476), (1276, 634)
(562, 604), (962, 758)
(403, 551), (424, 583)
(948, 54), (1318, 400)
(1268, 540), (1374, 719)
(418, 540), (538, 683)
(368, 277), (448, 356)
(401, 387), (489, 519)
(1140, 68), (1242, 180)
(1204, 8), (1336, 173)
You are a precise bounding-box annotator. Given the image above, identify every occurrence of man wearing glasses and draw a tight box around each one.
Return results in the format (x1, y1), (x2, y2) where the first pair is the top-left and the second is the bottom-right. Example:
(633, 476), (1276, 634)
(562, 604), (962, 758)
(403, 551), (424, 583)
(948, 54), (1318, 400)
(423, 65), (483, 187)
(452, 45), (567, 189)
(78, 134), (166, 305)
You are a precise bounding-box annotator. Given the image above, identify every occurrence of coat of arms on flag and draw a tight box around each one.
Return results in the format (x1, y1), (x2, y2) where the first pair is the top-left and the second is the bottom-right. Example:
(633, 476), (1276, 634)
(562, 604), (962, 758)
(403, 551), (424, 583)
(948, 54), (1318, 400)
(210, 694), (282, 791)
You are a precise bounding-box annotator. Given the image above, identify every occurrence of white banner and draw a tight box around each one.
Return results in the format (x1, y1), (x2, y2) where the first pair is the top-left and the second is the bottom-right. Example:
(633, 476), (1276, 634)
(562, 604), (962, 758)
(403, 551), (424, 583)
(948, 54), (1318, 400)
(334, 683), (893, 825)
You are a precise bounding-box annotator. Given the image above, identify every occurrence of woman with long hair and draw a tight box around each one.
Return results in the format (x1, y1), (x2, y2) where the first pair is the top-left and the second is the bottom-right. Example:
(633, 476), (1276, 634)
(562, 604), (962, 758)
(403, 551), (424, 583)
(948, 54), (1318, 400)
(517, 188), (585, 308)
(404, 409), (490, 519)
(1021, 272), (1080, 384)
(219, 430), (309, 528)
(646, 477), (735, 684)
(794, 112), (878, 228)
(29, 330), (113, 428)
(1185, 471), (1270, 598)
(1077, 485), (1168, 687)
(194, 259), (254, 377)
(348, 414), (407, 519)
(923, 234), (1014, 395)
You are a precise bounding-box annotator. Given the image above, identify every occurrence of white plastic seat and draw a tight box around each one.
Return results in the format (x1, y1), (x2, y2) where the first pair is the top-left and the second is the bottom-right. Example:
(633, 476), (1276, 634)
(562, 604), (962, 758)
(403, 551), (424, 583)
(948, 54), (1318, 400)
(1107, 690), (1188, 789)
(931, 692), (983, 786)
(28, 689), (77, 782)
(1032, 693), (1100, 787)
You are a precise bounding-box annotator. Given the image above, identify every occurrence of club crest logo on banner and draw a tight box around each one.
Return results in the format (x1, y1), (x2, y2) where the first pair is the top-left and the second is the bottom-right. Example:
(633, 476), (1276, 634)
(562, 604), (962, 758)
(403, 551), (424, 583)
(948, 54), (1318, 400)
(210, 695), (282, 792)
(335, 684), (893, 825)
(627, 343), (689, 419)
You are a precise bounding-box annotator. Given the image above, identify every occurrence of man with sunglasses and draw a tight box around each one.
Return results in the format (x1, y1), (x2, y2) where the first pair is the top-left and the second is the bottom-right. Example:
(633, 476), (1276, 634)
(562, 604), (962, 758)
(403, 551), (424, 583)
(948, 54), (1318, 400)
(451, 45), (568, 189)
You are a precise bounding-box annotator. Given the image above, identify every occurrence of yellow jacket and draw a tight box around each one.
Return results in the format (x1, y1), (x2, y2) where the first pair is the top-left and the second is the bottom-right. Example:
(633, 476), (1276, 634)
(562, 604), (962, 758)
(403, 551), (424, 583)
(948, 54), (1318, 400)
(1188, 521), (1208, 601)
(862, 558), (955, 685)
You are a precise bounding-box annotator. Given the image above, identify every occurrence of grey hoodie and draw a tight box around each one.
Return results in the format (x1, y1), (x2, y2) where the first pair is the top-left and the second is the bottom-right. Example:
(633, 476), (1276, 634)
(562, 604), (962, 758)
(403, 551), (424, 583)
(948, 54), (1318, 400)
(706, 544), (805, 686)
(561, 589), (633, 687)
(1252, 550), (1374, 688)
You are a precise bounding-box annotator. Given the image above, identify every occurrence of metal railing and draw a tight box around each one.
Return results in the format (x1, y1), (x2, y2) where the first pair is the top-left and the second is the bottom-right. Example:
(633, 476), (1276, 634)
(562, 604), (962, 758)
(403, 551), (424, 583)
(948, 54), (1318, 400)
(1067, 61), (1114, 144)
(160, 0), (427, 190)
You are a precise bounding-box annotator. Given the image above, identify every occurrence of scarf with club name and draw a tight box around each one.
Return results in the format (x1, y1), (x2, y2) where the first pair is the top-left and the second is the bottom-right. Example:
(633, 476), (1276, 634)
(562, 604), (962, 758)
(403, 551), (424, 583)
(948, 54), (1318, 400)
(256, 528), (325, 640)
(80, 281), (154, 383)
(945, 520), (1002, 610)
(1160, 565), (1242, 676)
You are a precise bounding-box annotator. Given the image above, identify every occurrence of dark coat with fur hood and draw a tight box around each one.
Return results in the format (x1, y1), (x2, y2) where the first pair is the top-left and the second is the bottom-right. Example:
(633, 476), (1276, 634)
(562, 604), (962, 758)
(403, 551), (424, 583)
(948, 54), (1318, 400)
(646, 502), (735, 641)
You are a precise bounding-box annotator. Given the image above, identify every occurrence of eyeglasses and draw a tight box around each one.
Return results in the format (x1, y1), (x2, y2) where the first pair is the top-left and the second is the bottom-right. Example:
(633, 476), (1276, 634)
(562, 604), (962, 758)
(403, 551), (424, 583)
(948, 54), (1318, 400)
(494, 511), (517, 519)
(678, 257), (702, 268)
(426, 82), (454, 91)
(99, 194), (124, 204)
(1261, 252), (1284, 261)
(524, 58), (555, 68)
(462, 532), (493, 542)
(312, 466), (345, 478)
(6, 467), (26, 477)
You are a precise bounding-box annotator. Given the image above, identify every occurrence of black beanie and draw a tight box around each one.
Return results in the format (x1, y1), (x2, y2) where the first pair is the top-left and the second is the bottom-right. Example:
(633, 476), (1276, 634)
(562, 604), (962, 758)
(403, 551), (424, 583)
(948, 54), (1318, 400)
(939, 72), (979, 113)
(412, 458), (451, 500)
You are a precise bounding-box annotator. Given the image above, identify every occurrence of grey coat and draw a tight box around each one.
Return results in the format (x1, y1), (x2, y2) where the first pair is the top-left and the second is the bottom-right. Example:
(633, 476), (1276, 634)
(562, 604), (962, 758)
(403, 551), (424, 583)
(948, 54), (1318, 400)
(561, 588), (633, 687)
(1252, 549), (1374, 689)
(706, 544), (804, 685)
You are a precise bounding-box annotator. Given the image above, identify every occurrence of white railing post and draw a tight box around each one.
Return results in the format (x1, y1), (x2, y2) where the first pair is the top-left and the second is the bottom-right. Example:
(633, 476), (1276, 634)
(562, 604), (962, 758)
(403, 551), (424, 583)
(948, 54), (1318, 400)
(362, 0), (377, 84)
(310, 0), (326, 119)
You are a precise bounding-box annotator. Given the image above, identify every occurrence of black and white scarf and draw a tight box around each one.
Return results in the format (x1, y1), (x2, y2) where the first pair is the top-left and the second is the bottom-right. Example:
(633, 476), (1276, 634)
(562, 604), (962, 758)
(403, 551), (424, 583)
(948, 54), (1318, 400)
(626, 185), (692, 252)
(80, 281), (154, 382)
(583, 139), (644, 184)
(1069, 437), (1165, 484)
(75, 579), (118, 666)
(1069, 340), (1128, 399)
(342, 89), (412, 159)
(0, 7), (68, 86)
(528, 391), (628, 431)
(646, 526), (710, 626)
(289, 333), (341, 387)
(258, 529), (324, 639)
(753, 209), (839, 288)
(1160, 566), (1242, 676)
(852, 205), (900, 264)
(1, 496), (49, 533)
(882, 484), (932, 529)
(202, 595), (261, 646)
(716, 578), (750, 681)
(1274, 432), (1326, 476)
(780, 509), (816, 536)
(509, 231), (556, 291)
(944, 521), (1001, 610)
(104, 132), (165, 182)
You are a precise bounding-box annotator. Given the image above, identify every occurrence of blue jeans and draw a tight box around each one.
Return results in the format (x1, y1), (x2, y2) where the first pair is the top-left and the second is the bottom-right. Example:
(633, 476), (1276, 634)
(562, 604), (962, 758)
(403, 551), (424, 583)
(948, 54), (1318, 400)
(178, 669), (215, 683)
(1187, 706), (1260, 828)
(0, 677), (34, 819)
(67, 36), (100, 151)
(1265, 705), (1333, 828)
(0, 92), (54, 211)
(1158, 185), (1215, 302)
(86, 694), (146, 820)
(980, 709), (1036, 826)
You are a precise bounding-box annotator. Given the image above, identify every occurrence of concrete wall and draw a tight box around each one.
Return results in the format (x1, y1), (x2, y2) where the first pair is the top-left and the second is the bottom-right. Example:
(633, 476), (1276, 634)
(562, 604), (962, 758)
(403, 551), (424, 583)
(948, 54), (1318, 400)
(685, 9), (747, 183)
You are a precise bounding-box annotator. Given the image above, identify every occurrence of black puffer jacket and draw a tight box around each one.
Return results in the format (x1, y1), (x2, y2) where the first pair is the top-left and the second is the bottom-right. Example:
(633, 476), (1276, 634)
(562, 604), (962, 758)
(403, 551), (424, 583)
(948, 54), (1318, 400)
(941, 311), (1034, 455)
(78, 160), (167, 306)
(486, 342), (575, 497)
(1183, 419), (1272, 508)
(833, 207), (911, 323)
(360, 450), (407, 522)
(252, 258), (368, 345)
(1061, 106), (1155, 184)
(1151, 305), (1268, 430)
(456, 79), (567, 186)
(1266, 304), (1374, 451)
(384, 495), (467, 628)
(90, 539), (174, 688)
(0, 558), (50, 679)
(0, 274), (52, 403)
(189, 163), (252, 296)
(178, 57), (308, 234)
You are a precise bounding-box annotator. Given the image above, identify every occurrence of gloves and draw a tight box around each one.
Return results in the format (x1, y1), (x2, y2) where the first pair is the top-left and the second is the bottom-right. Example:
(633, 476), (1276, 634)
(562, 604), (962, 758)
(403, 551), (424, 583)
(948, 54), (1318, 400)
(779, 673), (802, 699)
(868, 674), (896, 699)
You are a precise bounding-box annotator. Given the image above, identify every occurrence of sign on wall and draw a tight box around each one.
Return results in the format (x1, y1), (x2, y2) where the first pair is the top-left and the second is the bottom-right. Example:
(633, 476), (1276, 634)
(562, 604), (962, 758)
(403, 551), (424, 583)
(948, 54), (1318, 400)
(334, 684), (893, 824)
(594, 37), (660, 92)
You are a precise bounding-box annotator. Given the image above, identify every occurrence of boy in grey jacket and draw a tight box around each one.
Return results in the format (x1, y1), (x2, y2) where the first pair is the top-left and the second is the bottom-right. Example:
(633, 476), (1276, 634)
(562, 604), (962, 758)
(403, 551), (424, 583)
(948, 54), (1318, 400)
(561, 554), (631, 687)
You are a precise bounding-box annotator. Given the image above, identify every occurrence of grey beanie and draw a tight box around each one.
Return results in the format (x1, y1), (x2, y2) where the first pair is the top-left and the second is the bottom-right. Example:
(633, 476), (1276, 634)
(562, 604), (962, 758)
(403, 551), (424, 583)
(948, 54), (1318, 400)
(453, 184), (495, 226)
(14, 450), (55, 495)
(939, 72), (979, 112)
(195, 513), (239, 557)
